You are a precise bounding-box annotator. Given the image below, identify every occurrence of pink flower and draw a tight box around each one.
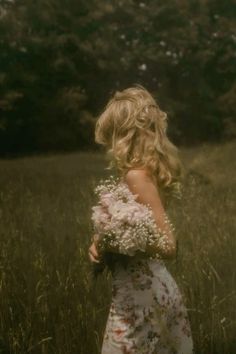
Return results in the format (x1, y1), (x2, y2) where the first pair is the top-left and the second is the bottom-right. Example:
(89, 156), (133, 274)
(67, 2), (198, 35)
(91, 205), (111, 232)
(90, 175), (170, 257)
(100, 192), (115, 208)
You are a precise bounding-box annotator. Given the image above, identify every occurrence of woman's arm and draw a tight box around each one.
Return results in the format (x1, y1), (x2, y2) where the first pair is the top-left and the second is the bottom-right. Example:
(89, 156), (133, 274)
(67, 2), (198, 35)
(124, 169), (177, 259)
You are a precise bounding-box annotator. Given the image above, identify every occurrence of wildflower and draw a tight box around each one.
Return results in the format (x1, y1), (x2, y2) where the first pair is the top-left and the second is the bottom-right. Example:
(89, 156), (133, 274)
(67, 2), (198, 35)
(91, 175), (175, 259)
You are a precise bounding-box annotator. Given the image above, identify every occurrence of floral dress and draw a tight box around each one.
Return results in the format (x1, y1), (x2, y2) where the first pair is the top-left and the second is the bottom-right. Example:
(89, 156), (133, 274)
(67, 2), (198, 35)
(91, 176), (194, 353)
(101, 255), (193, 354)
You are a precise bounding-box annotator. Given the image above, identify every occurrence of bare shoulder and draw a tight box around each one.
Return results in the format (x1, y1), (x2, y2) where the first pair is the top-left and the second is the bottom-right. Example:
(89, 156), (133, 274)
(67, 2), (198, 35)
(124, 168), (153, 186)
(124, 168), (160, 206)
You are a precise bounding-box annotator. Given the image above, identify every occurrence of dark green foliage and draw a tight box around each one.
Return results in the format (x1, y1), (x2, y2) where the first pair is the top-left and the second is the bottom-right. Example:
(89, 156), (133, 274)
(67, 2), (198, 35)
(0, 0), (235, 155)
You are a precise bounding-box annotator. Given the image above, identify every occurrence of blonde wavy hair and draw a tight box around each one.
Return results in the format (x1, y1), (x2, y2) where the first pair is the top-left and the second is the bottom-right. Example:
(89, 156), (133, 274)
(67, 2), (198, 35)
(95, 85), (183, 197)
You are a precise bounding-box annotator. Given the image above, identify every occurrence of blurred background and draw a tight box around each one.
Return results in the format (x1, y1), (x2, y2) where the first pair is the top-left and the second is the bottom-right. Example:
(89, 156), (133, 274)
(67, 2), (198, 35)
(0, 1), (235, 354)
(0, 0), (235, 156)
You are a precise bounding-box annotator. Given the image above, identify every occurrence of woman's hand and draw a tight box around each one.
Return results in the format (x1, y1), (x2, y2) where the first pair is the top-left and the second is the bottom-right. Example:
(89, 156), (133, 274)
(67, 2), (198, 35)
(88, 234), (101, 263)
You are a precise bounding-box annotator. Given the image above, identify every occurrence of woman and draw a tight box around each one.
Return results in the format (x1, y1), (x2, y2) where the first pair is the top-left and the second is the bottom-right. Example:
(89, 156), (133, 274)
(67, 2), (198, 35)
(88, 85), (194, 353)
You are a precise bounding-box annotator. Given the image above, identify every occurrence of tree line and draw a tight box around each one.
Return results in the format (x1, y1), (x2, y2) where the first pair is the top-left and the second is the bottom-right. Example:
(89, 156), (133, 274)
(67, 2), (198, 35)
(0, 0), (235, 155)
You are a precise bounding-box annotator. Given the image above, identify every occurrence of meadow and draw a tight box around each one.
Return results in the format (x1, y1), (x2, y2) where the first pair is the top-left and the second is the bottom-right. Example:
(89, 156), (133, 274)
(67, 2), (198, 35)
(0, 141), (235, 354)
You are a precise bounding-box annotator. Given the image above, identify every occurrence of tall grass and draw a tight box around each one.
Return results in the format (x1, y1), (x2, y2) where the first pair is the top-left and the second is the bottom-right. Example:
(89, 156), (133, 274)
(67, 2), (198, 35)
(0, 142), (235, 354)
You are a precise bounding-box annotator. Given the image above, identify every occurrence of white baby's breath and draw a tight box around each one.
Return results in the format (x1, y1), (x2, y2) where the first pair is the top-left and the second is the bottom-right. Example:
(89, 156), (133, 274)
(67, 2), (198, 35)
(91, 175), (175, 258)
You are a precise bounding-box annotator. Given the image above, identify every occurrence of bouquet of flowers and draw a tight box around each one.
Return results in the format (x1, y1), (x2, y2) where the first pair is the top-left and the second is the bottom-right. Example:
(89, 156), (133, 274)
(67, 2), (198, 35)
(91, 175), (175, 268)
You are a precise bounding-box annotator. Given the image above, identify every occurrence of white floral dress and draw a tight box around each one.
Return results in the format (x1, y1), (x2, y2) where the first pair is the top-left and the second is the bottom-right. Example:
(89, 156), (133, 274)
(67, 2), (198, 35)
(101, 256), (194, 354)
(91, 176), (194, 353)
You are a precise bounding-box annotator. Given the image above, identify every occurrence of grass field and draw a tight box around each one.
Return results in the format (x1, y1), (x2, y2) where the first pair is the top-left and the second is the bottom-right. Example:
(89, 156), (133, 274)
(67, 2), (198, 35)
(0, 141), (235, 354)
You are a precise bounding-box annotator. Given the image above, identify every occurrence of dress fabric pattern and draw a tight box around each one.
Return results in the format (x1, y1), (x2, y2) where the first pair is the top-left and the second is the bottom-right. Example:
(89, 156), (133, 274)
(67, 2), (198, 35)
(101, 256), (193, 354)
